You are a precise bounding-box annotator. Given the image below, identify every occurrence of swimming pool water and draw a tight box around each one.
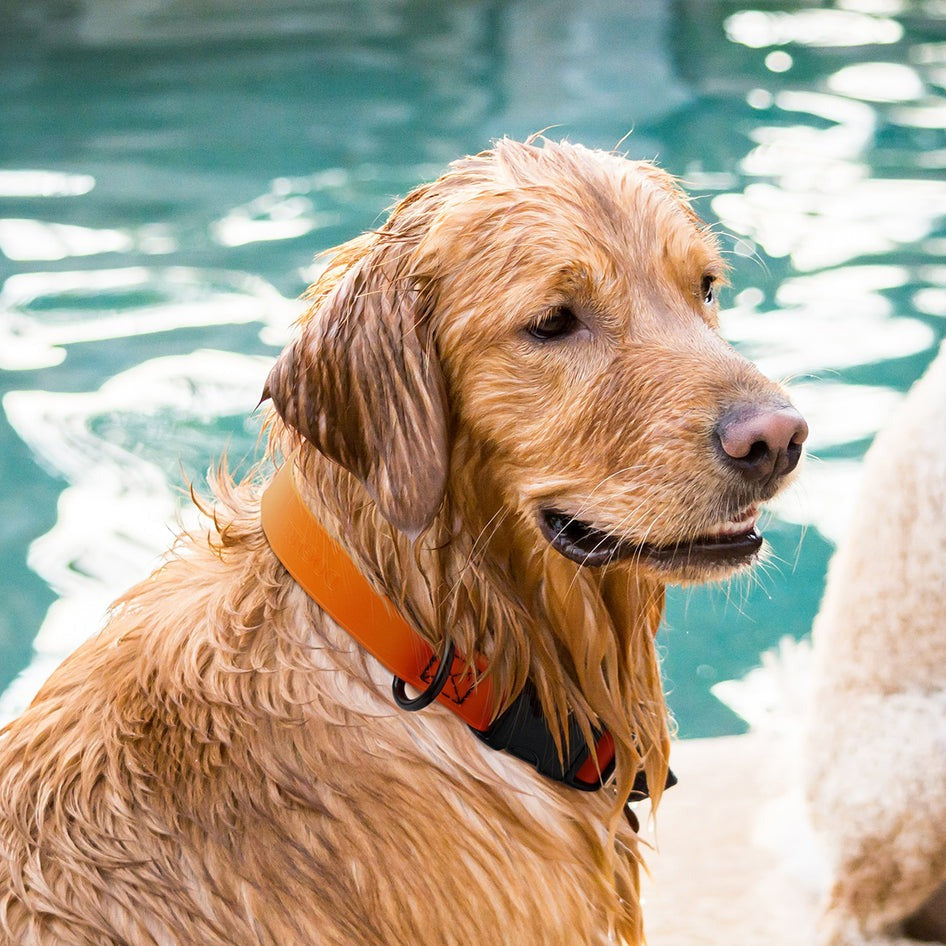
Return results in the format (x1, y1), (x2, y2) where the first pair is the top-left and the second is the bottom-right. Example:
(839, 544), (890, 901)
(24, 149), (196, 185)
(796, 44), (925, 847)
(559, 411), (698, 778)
(2, 0), (945, 737)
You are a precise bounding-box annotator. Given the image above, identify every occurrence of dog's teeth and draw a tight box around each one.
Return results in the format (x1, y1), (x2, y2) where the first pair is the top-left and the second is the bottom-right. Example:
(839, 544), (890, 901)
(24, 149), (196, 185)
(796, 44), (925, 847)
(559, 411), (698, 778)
(715, 508), (758, 536)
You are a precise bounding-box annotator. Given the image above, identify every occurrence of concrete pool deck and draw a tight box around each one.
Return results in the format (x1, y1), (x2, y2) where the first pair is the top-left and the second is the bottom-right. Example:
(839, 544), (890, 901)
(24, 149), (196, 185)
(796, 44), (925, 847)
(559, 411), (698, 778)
(638, 732), (822, 945)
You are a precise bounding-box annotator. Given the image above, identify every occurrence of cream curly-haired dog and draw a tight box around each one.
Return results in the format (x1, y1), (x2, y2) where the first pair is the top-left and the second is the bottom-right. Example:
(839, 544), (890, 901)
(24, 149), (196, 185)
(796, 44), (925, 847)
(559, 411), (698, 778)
(807, 342), (946, 946)
(0, 138), (807, 945)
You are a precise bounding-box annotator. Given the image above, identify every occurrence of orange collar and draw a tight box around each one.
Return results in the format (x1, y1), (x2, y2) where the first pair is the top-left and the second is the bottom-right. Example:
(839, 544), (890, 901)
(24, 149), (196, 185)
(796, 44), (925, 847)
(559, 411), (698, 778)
(260, 459), (624, 795)
(260, 460), (496, 732)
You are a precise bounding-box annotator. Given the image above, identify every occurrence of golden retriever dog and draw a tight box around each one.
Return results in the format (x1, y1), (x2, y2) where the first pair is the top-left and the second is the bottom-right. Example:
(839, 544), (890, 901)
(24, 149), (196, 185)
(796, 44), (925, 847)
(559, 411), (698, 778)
(0, 138), (807, 946)
(806, 342), (946, 946)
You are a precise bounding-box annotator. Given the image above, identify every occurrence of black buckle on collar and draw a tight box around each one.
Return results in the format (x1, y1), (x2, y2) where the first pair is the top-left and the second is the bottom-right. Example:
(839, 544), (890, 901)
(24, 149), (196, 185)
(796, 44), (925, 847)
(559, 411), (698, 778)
(472, 679), (677, 800)
(473, 679), (610, 790)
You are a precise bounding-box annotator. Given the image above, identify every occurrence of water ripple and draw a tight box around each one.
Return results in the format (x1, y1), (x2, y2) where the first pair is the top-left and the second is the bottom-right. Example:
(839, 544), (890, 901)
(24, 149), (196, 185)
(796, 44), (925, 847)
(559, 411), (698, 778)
(0, 350), (271, 722)
(0, 266), (300, 370)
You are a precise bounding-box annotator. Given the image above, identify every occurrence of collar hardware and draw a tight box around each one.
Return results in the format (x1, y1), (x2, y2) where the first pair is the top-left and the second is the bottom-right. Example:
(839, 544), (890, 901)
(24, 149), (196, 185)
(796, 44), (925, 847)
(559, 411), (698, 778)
(392, 640), (457, 712)
(475, 678), (614, 791)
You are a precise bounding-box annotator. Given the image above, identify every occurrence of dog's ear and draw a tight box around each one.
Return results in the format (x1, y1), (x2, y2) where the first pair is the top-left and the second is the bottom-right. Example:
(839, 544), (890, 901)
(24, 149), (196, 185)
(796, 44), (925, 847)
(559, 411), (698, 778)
(264, 246), (449, 539)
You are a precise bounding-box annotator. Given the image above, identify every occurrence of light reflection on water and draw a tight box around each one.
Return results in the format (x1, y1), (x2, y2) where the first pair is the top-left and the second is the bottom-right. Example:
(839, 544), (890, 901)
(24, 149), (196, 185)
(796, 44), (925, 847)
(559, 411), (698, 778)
(1, 0), (945, 736)
(0, 267), (299, 370)
(0, 170), (97, 199)
(724, 8), (904, 48)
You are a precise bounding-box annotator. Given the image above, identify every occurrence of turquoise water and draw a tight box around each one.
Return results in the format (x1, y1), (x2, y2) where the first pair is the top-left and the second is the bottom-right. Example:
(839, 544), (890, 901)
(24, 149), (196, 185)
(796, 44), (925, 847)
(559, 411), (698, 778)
(1, 1), (944, 736)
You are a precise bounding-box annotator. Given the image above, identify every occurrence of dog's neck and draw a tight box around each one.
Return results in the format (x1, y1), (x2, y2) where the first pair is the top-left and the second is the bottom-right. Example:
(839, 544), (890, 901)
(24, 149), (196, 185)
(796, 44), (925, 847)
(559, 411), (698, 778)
(273, 438), (672, 810)
(262, 456), (658, 796)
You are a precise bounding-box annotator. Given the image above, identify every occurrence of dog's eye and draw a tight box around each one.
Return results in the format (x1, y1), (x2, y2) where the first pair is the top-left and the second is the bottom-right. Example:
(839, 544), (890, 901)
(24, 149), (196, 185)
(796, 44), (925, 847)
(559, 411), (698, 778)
(528, 306), (580, 341)
(701, 274), (717, 306)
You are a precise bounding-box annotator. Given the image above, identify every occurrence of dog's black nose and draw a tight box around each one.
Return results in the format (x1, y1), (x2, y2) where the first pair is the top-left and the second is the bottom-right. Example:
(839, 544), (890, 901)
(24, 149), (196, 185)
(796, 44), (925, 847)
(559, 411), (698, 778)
(716, 404), (808, 482)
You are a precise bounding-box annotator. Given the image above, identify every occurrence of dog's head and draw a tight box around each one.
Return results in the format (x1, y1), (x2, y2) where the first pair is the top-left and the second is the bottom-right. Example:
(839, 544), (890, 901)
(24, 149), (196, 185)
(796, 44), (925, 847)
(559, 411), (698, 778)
(265, 138), (806, 585)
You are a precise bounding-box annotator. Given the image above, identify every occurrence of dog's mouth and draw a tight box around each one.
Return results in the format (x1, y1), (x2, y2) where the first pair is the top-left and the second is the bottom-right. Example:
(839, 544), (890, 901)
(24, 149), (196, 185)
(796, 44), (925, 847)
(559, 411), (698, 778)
(538, 507), (763, 570)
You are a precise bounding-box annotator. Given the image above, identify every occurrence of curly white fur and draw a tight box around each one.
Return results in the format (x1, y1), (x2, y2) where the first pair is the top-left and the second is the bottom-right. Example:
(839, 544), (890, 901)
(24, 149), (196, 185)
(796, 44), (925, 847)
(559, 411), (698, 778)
(806, 341), (946, 945)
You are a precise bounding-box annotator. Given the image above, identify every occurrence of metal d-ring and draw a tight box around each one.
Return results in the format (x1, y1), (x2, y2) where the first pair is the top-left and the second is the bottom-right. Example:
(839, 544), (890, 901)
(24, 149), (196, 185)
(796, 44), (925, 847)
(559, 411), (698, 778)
(391, 640), (456, 712)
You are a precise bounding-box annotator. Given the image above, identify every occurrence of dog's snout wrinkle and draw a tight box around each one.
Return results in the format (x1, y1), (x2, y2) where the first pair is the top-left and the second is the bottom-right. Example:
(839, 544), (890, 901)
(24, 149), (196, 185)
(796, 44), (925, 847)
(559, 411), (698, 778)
(716, 404), (808, 483)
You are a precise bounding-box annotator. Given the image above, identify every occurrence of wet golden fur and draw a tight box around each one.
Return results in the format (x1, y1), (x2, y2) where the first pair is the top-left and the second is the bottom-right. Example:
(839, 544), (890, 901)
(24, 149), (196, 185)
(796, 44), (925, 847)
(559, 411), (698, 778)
(0, 139), (798, 945)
